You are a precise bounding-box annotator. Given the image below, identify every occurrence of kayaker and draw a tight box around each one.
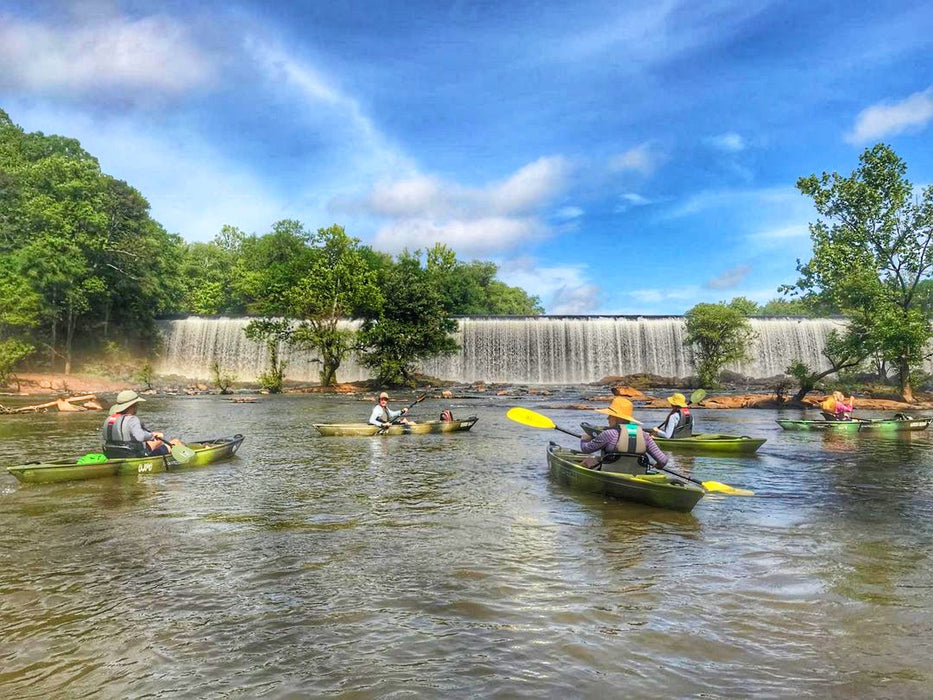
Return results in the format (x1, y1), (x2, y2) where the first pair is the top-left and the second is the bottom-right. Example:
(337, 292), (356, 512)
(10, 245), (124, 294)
(833, 391), (855, 421)
(368, 391), (411, 428)
(578, 397), (669, 470)
(101, 389), (179, 458)
(651, 392), (693, 438)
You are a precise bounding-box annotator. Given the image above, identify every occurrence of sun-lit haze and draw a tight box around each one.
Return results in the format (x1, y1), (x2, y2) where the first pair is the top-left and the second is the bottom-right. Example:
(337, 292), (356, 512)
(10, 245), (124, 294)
(2, 0), (930, 313)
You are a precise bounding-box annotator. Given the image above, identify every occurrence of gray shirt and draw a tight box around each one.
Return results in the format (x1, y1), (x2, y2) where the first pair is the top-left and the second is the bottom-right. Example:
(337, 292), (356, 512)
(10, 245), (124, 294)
(102, 413), (155, 444)
(369, 404), (401, 426)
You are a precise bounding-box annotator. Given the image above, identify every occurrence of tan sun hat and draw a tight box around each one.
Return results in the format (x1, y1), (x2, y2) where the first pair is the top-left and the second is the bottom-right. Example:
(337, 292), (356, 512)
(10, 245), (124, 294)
(111, 389), (145, 413)
(378, 392), (389, 400)
(667, 392), (688, 408)
(595, 396), (641, 425)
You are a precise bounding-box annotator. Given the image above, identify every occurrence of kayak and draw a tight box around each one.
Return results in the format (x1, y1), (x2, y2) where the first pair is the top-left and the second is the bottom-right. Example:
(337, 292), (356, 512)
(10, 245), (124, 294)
(546, 442), (705, 513)
(776, 417), (932, 432)
(580, 422), (766, 454)
(6, 435), (245, 485)
(313, 417), (478, 436)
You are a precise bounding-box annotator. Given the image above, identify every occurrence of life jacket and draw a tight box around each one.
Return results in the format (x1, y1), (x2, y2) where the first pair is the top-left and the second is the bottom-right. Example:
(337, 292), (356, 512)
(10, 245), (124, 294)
(102, 413), (147, 458)
(658, 407), (693, 438)
(820, 396), (839, 421)
(610, 423), (647, 456)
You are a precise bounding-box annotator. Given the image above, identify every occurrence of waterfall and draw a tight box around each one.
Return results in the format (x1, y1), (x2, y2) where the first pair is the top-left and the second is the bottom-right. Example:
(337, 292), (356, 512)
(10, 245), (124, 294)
(155, 316), (848, 384)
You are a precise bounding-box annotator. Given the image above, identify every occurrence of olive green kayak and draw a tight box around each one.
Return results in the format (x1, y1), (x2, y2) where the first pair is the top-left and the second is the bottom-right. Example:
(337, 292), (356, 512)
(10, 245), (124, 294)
(580, 422), (765, 454)
(776, 417), (932, 432)
(6, 435), (245, 485)
(313, 418), (478, 436)
(546, 443), (704, 513)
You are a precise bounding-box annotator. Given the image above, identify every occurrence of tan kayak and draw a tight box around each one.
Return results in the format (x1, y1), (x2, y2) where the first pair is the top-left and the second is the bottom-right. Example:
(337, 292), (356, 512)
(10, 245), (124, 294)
(313, 418), (478, 436)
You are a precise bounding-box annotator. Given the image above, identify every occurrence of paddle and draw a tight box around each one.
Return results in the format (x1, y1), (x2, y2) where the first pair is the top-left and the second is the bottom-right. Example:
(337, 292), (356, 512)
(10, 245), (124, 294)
(152, 432), (195, 464)
(506, 406), (753, 496)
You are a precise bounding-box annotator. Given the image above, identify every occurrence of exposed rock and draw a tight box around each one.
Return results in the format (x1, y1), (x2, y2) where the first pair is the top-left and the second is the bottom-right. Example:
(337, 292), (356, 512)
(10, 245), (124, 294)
(441, 390), (454, 398)
(82, 400), (103, 410)
(611, 386), (646, 399)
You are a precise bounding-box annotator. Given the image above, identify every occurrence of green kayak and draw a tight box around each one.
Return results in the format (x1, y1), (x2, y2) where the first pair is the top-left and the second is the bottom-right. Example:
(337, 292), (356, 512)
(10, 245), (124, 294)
(546, 442), (705, 513)
(314, 418), (477, 436)
(776, 417), (932, 432)
(580, 422), (765, 454)
(6, 435), (245, 485)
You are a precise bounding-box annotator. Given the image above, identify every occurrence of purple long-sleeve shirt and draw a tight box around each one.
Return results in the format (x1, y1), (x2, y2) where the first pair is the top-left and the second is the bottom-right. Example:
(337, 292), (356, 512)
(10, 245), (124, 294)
(580, 426), (669, 467)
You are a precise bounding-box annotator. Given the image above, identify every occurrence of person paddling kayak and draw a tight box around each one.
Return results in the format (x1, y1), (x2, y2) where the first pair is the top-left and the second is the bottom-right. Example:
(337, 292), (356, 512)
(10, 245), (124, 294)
(651, 392), (694, 439)
(368, 391), (411, 428)
(578, 397), (669, 471)
(820, 391), (855, 421)
(101, 390), (180, 458)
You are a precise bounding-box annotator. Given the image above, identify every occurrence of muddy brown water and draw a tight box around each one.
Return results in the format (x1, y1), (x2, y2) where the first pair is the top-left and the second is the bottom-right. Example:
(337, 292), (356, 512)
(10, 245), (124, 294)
(2, 394), (933, 697)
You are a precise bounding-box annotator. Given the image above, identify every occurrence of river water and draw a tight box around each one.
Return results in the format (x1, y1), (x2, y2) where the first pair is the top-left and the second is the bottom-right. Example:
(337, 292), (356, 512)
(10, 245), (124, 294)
(2, 393), (933, 697)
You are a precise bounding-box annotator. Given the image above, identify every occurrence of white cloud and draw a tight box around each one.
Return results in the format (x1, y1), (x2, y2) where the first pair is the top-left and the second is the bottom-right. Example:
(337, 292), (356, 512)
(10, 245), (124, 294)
(497, 258), (600, 314)
(550, 285), (602, 314)
(372, 217), (542, 257)
(665, 186), (802, 219)
(629, 287), (699, 304)
(707, 132), (746, 152)
(749, 224), (809, 243)
(615, 192), (656, 213)
(341, 157), (572, 256)
(609, 143), (664, 175)
(555, 206), (584, 220)
(705, 264), (752, 290)
(0, 12), (216, 96)
(847, 88), (933, 144)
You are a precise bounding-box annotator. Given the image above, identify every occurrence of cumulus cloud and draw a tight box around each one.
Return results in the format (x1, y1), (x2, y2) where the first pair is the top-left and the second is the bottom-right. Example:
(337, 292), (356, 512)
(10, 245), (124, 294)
(705, 264), (752, 290)
(372, 217), (542, 257)
(550, 285), (602, 315)
(341, 156), (572, 257)
(847, 88), (933, 143)
(497, 258), (600, 314)
(609, 143), (664, 175)
(0, 12), (216, 97)
(707, 132), (746, 152)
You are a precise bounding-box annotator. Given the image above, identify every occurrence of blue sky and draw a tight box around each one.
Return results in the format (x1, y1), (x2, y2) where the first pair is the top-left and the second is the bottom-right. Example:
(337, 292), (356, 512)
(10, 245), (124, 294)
(1, 0), (931, 314)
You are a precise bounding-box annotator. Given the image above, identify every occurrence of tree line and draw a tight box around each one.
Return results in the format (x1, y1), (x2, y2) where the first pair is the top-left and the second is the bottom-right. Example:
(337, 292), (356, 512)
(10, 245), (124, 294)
(0, 109), (542, 387)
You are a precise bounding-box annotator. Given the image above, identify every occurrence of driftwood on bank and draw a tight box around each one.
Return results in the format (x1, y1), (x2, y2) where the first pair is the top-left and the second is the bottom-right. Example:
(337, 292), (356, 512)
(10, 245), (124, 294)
(0, 394), (102, 414)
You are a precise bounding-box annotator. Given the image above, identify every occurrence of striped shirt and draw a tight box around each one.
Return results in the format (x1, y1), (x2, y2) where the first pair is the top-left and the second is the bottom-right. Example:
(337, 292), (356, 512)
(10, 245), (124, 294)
(580, 426), (669, 467)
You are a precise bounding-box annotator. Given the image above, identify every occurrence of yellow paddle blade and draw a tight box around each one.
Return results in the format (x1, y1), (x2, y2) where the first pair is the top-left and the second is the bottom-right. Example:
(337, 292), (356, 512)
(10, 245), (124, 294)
(701, 480), (754, 496)
(506, 407), (556, 430)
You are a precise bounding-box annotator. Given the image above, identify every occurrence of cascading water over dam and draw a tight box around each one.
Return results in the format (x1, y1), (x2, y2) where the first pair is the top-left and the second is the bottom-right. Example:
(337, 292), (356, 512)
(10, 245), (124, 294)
(156, 316), (847, 384)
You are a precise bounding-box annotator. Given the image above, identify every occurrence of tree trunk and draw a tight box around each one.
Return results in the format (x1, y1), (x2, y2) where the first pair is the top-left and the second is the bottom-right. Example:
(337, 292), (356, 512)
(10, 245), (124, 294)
(64, 303), (74, 375)
(899, 356), (914, 402)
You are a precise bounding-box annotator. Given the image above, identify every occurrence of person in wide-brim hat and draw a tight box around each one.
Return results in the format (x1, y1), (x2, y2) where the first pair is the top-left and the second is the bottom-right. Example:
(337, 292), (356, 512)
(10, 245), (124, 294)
(579, 396), (668, 471)
(594, 396), (642, 425)
(101, 389), (179, 458)
(652, 392), (694, 438)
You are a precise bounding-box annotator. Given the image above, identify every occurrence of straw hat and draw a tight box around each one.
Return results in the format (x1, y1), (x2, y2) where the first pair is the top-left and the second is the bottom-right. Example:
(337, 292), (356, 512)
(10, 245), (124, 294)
(111, 389), (145, 413)
(667, 392), (688, 408)
(378, 392), (389, 400)
(595, 396), (641, 425)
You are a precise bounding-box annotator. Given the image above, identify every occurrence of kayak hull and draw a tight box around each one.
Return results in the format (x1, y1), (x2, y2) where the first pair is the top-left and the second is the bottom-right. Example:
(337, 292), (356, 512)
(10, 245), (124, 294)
(313, 418), (477, 436)
(546, 443), (704, 513)
(6, 435), (245, 485)
(776, 418), (932, 432)
(580, 422), (765, 454)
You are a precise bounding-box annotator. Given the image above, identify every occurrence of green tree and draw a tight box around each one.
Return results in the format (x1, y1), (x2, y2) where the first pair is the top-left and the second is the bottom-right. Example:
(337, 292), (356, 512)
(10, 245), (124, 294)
(758, 297), (811, 316)
(288, 225), (383, 386)
(358, 251), (458, 386)
(0, 255), (40, 385)
(244, 318), (292, 393)
(727, 296), (760, 316)
(787, 144), (933, 401)
(786, 328), (869, 402)
(684, 302), (758, 387)
(232, 220), (313, 316)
